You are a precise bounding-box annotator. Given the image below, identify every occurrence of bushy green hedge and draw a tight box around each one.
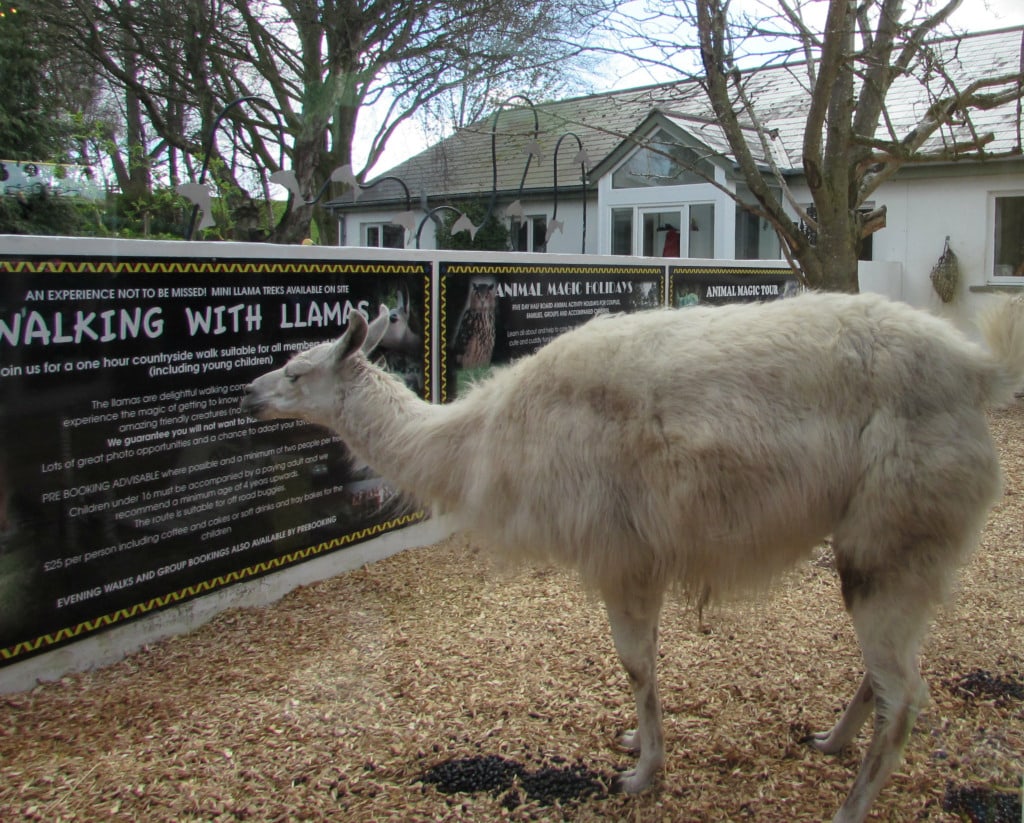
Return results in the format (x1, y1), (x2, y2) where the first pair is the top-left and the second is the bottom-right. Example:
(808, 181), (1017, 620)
(0, 188), (106, 236)
(435, 201), (510, 251)
(0, 187), (283, 240)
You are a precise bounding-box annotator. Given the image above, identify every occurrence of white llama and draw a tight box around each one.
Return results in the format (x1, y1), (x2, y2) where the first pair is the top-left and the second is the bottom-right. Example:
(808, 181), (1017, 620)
(241, 293), (1024, 823)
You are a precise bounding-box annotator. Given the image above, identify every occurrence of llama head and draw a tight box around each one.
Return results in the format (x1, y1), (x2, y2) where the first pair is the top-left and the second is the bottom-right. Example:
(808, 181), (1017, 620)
(241, 305), (390, 428)
(378, 286), (421, 355)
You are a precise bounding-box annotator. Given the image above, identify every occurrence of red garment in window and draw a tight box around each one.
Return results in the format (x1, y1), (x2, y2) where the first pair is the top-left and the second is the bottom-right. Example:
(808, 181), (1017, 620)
(663, 228), (680, 257)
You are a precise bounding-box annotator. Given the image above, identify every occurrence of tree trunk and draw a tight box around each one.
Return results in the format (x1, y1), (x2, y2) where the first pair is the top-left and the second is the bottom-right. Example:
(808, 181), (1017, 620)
(271, 200), (316, 244)
(268, 134), (319, 243)
(121, 56), (151, 202)
(813, 214), (861, 293)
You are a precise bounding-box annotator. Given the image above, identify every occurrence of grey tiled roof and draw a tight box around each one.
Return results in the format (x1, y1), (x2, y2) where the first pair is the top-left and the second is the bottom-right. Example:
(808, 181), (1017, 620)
(334, 26), (1023, 208)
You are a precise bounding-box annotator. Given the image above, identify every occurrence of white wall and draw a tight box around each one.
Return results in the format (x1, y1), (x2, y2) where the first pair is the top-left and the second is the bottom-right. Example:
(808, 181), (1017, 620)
(544, 199), (600, 255)
(854, 163), (1024, 327)
(858, 261), (904, 300)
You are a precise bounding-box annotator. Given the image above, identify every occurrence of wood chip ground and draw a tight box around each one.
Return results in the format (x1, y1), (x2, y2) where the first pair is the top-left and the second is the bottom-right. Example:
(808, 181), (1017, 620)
(1, 404), (1022, 822)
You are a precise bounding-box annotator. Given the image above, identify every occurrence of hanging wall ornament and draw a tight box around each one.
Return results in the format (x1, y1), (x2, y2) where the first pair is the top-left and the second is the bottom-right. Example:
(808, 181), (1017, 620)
(929, 236), (960, 303)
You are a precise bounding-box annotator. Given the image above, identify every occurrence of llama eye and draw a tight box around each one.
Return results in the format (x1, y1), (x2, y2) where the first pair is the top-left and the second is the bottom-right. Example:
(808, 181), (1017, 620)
(286, 372), (301, 384)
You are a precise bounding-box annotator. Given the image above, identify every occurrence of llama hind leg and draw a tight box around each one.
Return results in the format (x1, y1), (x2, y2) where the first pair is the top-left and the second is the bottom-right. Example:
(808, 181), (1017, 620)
(604, 589), (665, 793)
(809, 672), (874, 754)
(831, 577), (932, 823)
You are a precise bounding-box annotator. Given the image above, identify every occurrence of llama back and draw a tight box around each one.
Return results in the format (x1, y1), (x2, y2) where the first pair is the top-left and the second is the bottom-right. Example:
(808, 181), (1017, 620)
(447, 293), (1008, 595)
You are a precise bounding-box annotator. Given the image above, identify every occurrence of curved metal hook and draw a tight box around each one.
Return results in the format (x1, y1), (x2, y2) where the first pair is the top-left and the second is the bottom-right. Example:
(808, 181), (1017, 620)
(488, 95), (540, 239)
(293, 168), (414, 227)
(552, 132), (590, 254)
(185, 96), (284, 240)
(414, 205), (472, 249)
(340, 174), (412, 212)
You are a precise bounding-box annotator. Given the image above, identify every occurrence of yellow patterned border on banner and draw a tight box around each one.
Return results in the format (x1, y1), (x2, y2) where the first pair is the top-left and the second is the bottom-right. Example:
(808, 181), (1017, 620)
(0, 259), (428, 276)
(671, 265), (793, 277)
(439, 274), (450, 402)
(419, 272), (433, 400)
(444, 263), (663, 277)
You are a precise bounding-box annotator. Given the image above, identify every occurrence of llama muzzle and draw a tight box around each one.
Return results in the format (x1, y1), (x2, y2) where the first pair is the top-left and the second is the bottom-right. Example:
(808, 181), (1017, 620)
(239, 384), (266, 419)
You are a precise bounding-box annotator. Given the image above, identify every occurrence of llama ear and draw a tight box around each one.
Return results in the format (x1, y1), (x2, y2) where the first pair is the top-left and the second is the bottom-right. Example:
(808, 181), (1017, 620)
(335, 310), (370, 362)
(361, 304), (390, 354)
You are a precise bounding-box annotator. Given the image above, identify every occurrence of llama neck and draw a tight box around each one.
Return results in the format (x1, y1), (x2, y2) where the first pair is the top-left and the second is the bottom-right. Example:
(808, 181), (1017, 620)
(331, 360), (471, 508)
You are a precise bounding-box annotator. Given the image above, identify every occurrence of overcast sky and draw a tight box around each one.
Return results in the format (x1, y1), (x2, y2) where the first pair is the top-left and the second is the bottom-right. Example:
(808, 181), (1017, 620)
(954, 0), (1024, 26)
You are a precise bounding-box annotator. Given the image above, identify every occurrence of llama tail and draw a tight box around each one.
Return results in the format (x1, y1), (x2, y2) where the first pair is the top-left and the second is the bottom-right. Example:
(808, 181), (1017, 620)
(979, 295), (1024, 405)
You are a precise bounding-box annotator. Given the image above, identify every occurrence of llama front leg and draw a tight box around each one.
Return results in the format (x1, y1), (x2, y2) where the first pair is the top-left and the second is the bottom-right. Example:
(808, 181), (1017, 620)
(604, 590), (665, 793)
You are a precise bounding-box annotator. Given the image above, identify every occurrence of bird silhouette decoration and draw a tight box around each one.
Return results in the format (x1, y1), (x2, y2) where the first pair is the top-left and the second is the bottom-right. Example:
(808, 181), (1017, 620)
(176, 183), (216, 231)
(331, 164), (361, 199)
(269, 170), (303, 202)
(451, 213), (480, 241)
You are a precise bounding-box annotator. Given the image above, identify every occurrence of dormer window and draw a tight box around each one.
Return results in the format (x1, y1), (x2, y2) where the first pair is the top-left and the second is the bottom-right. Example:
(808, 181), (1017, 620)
(612, 129), (714, 189)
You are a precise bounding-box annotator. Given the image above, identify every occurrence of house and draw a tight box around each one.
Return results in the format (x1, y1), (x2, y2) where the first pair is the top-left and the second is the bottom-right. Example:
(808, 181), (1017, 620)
(327, 26), (1024, 323)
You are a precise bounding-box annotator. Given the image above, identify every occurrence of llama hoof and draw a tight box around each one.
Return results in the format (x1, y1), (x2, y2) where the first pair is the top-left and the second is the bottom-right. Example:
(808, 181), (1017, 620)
(804, 731), (844, 755)
(618, 729), (641, 753)
(611, 765), (658, 794)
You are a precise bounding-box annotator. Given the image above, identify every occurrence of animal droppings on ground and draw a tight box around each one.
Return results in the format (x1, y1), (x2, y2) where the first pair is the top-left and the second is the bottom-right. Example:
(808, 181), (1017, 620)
(945, 669), (1024, 704)
(421, 754), (525, 794)
(518, 762), (606, 806)
(420, 754), (607, 808)
(942, 782), (1022, 823)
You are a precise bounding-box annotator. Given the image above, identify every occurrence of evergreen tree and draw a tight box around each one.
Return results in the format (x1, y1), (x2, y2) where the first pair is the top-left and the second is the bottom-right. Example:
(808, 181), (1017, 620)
(436, 201), (510, 251)
(0, 6), (65, 160)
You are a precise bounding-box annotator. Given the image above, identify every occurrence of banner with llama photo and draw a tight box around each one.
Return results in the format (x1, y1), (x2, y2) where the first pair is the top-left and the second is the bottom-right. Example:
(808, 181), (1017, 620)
(0, 255), (430, 667)
(440, 262), (665, 402)
(671, 265), (801, 306)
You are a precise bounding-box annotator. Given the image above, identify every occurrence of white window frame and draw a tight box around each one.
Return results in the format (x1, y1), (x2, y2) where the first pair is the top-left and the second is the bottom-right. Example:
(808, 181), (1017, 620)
(610, 203), (716, 258)
(362, 221), (405, 249)
(989, 190), (1024, 283)
(639, 208), (680, 256)
(510, 214), (548, 252)
(600, 127), (732, 258)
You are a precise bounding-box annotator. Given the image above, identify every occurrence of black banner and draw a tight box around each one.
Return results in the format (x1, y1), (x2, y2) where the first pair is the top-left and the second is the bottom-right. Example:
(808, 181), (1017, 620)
(440, 262), (665, 401)
(0, 256), (430, 666)
(671, 265), (801, 306)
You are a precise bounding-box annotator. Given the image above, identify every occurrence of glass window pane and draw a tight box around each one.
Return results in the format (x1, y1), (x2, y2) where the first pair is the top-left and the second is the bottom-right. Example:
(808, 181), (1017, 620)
(510, 218), (527, 251)
(688, 204), (714, 258)
(613, 129), (713, 189)
(382, 224), (405, 249)
(994, 196), (1024, 277)
(643, 211), (682, 257)
(611, 208), (633, 255)
(734, 207), (781, 260)
(735, 207), (759, 259)
(532, 216), (547, 253)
